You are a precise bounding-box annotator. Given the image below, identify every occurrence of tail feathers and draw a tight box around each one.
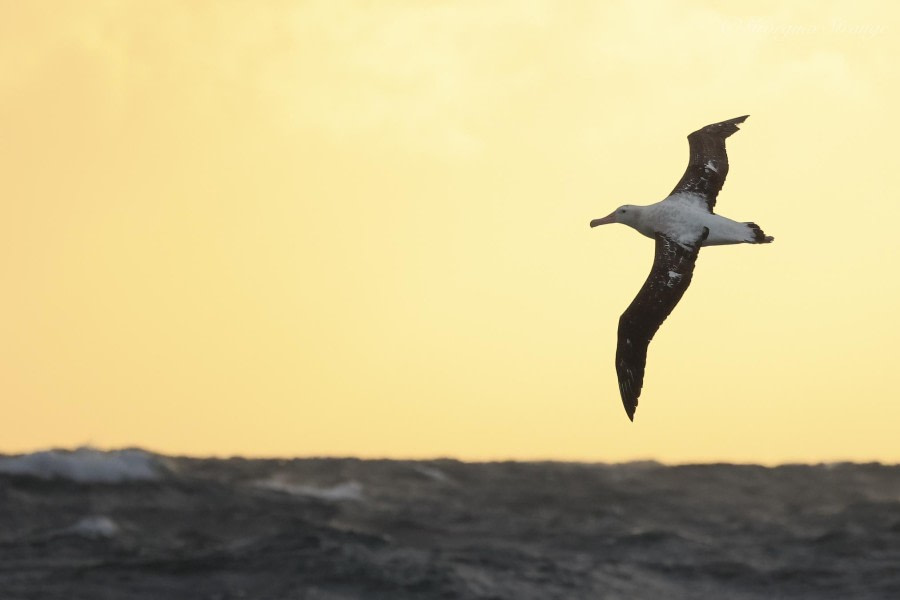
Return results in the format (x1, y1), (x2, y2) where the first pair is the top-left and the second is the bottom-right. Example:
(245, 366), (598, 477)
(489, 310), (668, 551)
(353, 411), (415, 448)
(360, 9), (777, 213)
(746, 222), (774, 244)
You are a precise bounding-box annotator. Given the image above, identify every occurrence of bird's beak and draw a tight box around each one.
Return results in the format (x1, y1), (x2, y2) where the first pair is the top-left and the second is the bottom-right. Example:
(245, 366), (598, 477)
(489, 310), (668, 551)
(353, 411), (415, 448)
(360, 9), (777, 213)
(590, 211), (617, 228)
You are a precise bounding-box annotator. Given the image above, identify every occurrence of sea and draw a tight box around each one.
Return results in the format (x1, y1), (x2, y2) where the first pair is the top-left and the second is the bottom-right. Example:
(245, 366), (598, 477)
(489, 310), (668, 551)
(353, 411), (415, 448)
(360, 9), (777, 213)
(1, 448), (898, 599)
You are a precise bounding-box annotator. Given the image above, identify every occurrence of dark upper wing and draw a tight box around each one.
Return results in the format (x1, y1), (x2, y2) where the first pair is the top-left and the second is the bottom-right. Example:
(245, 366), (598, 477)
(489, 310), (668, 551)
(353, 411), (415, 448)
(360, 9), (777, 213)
(616, 229), (708, 421)
(669, 115), (748, 213)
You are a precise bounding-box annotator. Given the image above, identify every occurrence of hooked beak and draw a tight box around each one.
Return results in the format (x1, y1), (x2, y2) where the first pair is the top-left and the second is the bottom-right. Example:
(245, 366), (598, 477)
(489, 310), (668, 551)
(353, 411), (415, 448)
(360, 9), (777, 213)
(589, 211), (617, 228)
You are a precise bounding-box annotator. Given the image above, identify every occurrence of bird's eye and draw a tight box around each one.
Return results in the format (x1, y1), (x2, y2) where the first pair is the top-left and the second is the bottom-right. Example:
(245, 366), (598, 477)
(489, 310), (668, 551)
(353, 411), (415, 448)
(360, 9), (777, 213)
(619, 209), (626, 214)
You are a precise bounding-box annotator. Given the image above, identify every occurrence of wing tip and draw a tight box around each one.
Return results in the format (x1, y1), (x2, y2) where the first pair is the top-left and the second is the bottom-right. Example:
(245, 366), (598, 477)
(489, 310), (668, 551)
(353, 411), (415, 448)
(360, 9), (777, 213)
(733, 114), (750, 130)
(623, 398), (637, 421)
(695, 115), (750, 138)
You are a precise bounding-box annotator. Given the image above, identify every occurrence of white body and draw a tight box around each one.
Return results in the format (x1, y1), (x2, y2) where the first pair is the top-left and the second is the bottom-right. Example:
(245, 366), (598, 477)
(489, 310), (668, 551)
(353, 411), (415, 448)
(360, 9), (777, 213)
(620, 193), (758, 247)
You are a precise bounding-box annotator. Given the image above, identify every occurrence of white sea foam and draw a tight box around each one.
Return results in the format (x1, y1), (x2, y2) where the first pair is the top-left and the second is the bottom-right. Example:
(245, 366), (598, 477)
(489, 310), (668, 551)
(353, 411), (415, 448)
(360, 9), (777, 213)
(64, 516), (121, 539)
(0, 448), (161, 483)
(256, 479), (364, 502)
(412, 465), (450, 482)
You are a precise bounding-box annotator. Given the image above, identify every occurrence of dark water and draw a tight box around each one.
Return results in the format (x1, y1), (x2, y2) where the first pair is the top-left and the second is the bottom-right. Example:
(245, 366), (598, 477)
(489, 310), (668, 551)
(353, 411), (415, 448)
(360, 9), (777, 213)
(1, 450), (899, 599)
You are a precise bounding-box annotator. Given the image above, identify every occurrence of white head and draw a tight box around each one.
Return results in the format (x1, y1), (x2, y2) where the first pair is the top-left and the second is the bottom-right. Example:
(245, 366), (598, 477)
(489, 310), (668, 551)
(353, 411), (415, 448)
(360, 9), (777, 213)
(590, 205), (641, 229)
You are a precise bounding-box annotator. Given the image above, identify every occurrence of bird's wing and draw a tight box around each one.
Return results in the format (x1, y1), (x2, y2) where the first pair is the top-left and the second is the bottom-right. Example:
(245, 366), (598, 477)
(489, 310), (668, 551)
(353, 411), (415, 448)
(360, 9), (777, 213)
(616, 229), (708, 421)
(669, 115), (748, 213)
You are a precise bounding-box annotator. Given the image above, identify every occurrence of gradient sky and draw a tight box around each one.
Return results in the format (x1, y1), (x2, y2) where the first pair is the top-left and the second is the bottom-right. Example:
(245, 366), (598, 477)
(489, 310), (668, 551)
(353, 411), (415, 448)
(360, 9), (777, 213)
(2, 1), (899, 463)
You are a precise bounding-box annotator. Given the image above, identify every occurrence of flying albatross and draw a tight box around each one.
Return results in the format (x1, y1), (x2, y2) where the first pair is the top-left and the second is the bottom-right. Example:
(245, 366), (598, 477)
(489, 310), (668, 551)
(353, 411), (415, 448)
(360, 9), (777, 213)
(590, 115), (773, 421)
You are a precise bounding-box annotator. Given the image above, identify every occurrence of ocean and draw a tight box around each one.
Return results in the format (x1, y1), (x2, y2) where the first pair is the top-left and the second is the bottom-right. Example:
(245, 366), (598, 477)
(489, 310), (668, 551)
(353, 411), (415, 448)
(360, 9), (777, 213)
(1, 449), (898, 599)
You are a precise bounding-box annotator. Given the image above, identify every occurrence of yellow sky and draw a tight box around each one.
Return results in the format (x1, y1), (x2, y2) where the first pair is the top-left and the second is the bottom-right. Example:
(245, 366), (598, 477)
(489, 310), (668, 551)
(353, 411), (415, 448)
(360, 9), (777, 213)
(2, 1), (899, 463)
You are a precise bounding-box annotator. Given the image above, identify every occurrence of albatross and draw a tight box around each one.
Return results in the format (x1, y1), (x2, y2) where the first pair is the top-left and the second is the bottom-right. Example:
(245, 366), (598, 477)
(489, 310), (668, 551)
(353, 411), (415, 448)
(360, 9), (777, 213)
(590, 115), (773, 421)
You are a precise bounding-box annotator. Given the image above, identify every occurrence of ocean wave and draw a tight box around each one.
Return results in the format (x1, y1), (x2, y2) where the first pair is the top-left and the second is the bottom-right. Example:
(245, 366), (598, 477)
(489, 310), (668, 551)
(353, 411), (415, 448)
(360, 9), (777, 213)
(1, 450), (898, 599)
(0, 447), (162, 483)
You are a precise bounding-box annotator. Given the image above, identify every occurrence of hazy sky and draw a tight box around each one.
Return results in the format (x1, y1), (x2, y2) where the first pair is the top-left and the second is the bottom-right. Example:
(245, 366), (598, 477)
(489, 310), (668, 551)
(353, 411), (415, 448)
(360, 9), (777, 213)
(3, 1), (899, 463)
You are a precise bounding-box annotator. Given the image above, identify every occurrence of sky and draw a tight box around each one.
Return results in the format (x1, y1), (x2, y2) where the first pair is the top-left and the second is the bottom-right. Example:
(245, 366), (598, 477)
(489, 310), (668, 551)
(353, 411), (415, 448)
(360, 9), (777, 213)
(2, 1), (899, 464)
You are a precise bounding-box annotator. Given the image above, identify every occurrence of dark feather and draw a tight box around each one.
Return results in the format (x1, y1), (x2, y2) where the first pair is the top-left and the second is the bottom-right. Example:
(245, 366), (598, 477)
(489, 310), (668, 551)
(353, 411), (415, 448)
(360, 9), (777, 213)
(616, 229), (708, 420)
(670, 115), (748, 212)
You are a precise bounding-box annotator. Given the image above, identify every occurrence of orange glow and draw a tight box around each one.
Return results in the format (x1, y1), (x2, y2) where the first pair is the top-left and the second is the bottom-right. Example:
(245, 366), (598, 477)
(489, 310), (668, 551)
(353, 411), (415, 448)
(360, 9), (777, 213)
(2, 1), (899, 463)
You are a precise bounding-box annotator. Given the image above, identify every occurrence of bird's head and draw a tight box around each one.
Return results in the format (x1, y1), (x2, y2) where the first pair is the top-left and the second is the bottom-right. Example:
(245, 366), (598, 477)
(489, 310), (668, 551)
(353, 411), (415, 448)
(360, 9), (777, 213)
(590, 205), (639, 228)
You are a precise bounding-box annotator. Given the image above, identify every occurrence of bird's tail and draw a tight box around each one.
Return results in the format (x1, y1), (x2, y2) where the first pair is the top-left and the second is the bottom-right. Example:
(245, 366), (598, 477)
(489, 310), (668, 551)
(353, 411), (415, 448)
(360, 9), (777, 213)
(745, 222), (774, 244)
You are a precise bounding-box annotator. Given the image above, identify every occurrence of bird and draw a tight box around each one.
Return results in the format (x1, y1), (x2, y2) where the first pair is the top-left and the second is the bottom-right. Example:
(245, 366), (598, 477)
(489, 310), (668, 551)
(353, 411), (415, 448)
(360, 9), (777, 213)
(590, 115), (773, 421)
